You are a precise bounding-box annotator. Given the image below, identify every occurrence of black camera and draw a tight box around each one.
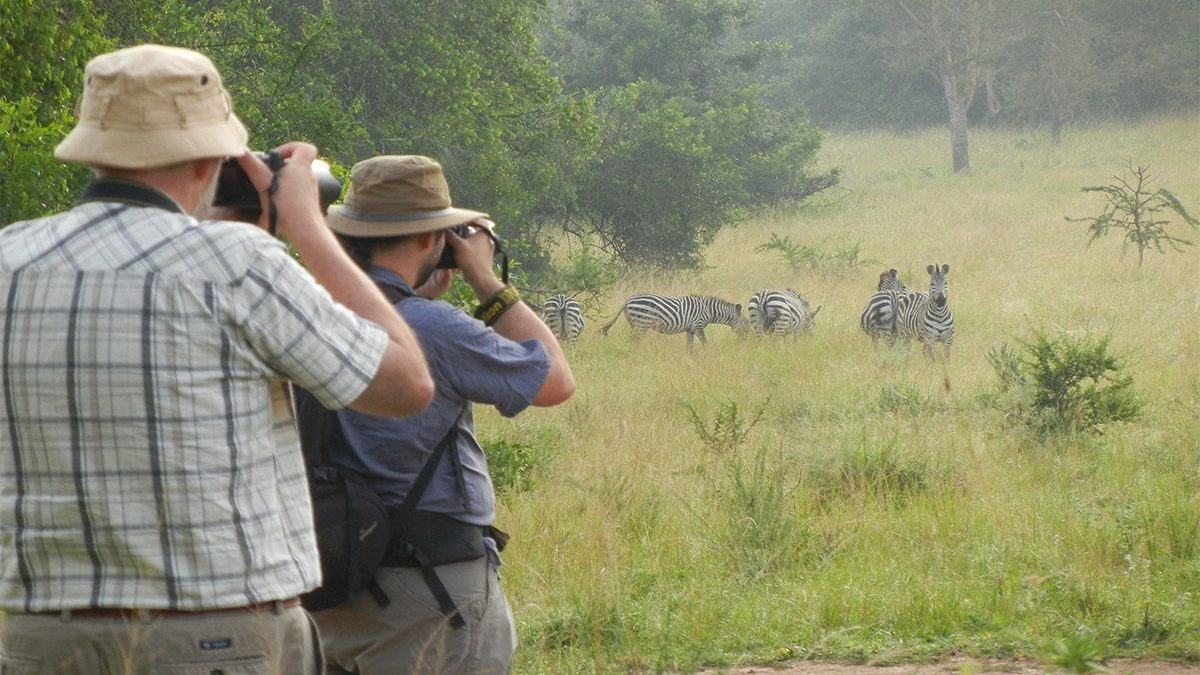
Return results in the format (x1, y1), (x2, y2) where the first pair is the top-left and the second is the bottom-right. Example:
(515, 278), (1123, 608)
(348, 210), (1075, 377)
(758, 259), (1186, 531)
(437, 223), (506, 269)
(213, 150), (342, 218)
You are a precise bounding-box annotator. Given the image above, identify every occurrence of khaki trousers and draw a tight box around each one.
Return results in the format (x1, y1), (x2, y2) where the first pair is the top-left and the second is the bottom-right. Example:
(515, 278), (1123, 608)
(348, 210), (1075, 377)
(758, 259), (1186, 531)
(313, 556), (515, 675)
(0, 603), (322, 674)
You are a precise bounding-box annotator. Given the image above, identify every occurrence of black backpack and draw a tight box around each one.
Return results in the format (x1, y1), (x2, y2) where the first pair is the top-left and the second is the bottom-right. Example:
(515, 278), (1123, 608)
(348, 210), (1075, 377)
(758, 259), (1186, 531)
(294, 386), (392, 611)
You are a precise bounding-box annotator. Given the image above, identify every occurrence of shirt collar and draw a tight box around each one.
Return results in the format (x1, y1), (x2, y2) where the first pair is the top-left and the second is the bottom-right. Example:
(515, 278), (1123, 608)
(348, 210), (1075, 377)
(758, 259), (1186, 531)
(77, 178), (184, 214)
(367, 265), (415, 299)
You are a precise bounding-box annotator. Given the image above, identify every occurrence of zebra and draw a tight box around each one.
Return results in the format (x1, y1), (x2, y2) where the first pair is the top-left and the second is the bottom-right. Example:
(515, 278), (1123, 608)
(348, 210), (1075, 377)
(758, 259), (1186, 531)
(897, 263), (955, 359)
(875, 268), (908, 293)
(598, 293), (749, 347)
(748, 289), (822, 338)
(539, 292), (586, 343)
(861, 267), (913, 346)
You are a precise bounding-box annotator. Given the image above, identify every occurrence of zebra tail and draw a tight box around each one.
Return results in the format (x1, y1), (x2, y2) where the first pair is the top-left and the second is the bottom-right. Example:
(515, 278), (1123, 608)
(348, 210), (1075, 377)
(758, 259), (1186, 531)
(598, 304), (626, 336)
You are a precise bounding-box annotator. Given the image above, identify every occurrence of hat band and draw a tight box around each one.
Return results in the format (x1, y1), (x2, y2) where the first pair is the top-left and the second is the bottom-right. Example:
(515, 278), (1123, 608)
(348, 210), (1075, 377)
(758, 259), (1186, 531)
(339, 206), (459, 222)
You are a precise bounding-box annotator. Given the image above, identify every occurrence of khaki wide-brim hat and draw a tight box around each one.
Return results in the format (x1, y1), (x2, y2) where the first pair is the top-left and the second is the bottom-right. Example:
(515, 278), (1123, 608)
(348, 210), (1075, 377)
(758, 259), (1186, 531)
(55, 44), (248, 169)
(325, 155), (488, 237)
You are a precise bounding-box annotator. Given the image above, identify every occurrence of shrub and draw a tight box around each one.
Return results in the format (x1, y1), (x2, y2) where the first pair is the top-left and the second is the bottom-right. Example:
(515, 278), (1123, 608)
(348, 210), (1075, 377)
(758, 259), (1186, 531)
(986, 329), (1143, 436)
(484, 433), (557, 497)
(1066, 162), (1198, 267)
(755, 233), (880, 277)
(682, 398), (768, 460)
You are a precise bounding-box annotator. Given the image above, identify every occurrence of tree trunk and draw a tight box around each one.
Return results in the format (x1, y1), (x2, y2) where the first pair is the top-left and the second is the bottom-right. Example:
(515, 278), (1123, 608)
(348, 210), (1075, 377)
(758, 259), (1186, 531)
(942, 71), (971, 174)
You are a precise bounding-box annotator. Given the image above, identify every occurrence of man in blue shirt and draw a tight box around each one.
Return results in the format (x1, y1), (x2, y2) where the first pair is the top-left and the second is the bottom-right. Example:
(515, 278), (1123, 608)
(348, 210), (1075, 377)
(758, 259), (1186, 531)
(312, 155), (575, 674)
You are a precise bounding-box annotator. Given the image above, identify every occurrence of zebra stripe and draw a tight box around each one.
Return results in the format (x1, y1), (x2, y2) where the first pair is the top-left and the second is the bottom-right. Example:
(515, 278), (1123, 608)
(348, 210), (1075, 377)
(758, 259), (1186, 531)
(875, 268), (908, 293)
(861, 291), (902, 345)
(898, 263), (955, 359)
(748, 289), (821, 338)
(860, 268), (911, 345)
(599, 293), (749, 346)
(540, 293), (586, 343)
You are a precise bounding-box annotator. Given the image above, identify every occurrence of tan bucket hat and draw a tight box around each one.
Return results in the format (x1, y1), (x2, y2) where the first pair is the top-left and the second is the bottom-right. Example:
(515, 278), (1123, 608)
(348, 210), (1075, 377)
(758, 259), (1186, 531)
(325, 155), (488, 237)
(54, 44), (248, 169)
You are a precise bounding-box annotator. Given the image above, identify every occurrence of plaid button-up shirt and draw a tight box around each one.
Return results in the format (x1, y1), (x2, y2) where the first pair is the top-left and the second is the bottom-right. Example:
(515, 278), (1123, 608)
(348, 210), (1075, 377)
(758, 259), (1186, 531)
(0, 180), (388, 612)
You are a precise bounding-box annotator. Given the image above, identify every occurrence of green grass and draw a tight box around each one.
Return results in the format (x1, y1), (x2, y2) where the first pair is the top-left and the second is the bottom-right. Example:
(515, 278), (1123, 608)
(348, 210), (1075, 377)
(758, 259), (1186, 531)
(481, 115), (1200, 673)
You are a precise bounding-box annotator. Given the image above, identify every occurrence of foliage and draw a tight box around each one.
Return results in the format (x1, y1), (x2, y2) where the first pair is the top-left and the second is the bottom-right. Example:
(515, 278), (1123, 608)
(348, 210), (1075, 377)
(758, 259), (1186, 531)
(1000, 0), (1105, 144)
(743, 0), (1199, 136)
(0, 0), (111, 117)
(1066, 163), (1199, 267)
(484, 437), (543, 498)
(987, 329), (1143, 436)
(569, 81), (739, 269)
(1042, 627), (1112, 673)
(710, 444), (805, 581)
(0, 0), (112, 222)
(544, 0), (838, 269)
(526, 236), (621, 311)
(0, 98), (85, 224)
(314, 0), (597, 257)
(743, 0), (946, 129)
(682, 398), (768, 459)
(755, 233), (880, 277)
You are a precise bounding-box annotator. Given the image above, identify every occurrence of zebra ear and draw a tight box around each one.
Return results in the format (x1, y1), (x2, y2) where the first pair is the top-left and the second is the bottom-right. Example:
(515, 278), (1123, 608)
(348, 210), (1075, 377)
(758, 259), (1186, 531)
(927, 264), (935, 275)
(941, 263), (950, 274)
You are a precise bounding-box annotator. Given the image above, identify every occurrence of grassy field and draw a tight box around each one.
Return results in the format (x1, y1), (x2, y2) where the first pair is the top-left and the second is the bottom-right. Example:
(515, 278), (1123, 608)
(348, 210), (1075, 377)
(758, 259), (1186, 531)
(481, 115), (1200, 673)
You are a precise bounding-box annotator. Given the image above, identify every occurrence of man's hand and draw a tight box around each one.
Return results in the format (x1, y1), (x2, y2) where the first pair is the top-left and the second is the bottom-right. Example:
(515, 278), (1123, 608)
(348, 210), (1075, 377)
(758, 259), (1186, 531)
(232, 142), (325, 238)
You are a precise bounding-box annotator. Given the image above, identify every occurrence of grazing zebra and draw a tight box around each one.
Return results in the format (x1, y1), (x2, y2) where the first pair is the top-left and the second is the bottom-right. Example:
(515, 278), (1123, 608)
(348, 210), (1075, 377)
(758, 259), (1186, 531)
(539, 292), (586, 343)
(860, 268), (910, 346)
(748, 289), (822, 338)
(897, 263), (955, 359)
(598, 293), (749, 347)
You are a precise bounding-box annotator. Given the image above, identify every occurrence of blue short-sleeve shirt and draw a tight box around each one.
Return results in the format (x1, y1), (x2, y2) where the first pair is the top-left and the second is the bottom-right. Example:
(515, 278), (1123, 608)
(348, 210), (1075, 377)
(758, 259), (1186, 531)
(334, 267), (550, 525)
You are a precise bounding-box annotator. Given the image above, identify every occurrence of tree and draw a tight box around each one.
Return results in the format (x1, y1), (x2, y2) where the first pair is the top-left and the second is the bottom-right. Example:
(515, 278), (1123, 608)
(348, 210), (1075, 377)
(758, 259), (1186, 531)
(1066, 163), (1199, 267)
(544, 0), (838, 269)
(1001, 0), (1104, 145)
(888, 0), (1018, 173)
(742, 0), (945, 129)
(0, 0), (112, 224)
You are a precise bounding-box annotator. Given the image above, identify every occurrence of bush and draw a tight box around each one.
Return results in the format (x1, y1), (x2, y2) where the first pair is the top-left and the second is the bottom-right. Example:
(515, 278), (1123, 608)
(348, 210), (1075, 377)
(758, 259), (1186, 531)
(484, 434), (555, 497)
(986, 329), (1143, 436)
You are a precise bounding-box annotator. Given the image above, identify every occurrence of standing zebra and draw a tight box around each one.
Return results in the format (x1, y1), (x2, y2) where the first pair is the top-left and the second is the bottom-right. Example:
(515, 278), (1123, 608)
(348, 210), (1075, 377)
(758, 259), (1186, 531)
(860, 268), (908, 346)
(898, 263), (955, 359)
(598, 293), (749, 347)
(539, 292), (586, 343)
(748, 288), (822, 338)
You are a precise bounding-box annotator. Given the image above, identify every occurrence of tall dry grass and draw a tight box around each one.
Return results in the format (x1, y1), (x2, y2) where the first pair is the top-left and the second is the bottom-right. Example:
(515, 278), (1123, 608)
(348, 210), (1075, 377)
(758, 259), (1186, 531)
(481, 115), (1199, 673)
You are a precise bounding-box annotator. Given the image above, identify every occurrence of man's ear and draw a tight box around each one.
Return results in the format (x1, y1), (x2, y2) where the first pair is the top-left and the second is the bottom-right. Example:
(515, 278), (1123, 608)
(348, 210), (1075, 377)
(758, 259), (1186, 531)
(418, 230), (445, 250)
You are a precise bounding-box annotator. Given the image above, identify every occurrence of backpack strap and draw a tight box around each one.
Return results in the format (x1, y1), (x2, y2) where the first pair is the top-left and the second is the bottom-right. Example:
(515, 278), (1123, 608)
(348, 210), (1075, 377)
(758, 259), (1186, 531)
(390, 403), (469, 628)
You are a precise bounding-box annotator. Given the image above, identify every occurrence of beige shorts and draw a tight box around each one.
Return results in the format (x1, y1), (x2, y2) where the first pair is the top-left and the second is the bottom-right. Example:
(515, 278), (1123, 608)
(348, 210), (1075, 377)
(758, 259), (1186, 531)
(0, 602), (322, 675)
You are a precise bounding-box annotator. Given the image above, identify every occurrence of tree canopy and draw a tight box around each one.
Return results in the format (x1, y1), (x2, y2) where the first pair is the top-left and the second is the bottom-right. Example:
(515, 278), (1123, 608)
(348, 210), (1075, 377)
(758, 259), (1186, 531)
(2, 0), (1195, 271)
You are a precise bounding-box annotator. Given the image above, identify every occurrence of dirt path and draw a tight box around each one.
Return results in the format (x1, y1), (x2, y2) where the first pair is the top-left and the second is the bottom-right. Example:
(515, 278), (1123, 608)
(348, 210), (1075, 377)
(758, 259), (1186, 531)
(697, 658), (1199, 674)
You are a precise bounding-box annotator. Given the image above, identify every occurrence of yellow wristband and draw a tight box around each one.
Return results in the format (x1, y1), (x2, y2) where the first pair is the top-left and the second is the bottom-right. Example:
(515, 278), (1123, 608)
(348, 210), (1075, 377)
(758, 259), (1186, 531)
(474, 285), (521, 326)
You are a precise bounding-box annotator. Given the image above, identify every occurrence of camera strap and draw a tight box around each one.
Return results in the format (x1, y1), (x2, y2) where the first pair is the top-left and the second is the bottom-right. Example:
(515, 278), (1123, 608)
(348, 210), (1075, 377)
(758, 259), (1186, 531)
(264, 155), (282, 237)
(77, 178), (183, 213)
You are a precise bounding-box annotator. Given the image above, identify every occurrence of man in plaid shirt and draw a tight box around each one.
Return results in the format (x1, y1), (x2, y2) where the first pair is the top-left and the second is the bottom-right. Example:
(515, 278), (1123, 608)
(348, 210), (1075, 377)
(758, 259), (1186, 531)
(0, 44), (434, 674)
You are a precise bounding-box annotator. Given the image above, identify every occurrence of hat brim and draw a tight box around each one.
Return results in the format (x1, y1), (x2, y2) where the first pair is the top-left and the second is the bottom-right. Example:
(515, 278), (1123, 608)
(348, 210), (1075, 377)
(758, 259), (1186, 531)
(325, 205), (489, 237)
(54, 117), (249, 169)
